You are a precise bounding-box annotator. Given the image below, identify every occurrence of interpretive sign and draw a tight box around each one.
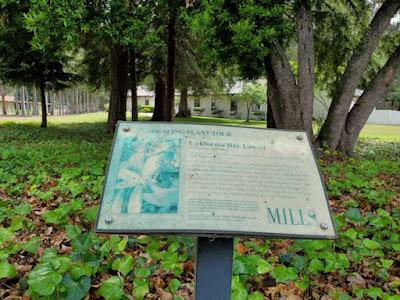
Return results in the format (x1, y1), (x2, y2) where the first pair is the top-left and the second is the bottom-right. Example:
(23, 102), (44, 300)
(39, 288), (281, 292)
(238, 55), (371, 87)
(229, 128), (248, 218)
(95, 122), (336, 239)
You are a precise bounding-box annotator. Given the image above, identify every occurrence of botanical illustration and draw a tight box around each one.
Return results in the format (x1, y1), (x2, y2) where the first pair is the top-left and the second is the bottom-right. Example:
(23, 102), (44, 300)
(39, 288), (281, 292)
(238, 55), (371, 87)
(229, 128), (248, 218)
(111, 136), (180, 214)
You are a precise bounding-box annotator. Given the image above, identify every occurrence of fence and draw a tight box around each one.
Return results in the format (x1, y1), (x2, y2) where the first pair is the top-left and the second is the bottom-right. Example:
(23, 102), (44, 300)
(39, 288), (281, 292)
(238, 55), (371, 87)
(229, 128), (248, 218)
(367, 109), (400, 125)
(0, 86), (102, 116)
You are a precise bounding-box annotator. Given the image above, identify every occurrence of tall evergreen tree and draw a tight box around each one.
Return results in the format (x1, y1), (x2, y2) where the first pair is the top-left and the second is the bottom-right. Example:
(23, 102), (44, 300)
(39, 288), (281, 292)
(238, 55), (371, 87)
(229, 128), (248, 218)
(0, 0), (74, 127)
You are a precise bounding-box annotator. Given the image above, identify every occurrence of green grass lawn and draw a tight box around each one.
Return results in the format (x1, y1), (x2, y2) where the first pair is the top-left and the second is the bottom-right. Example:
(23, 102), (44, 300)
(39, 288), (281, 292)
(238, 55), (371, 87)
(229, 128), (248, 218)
(1, 112), (398, 141)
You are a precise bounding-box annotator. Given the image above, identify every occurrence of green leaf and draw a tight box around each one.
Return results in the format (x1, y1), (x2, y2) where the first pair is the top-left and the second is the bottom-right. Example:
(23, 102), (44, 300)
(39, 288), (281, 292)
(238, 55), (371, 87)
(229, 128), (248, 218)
(382, 296), (400, 300)
(113, 239), (127, 254)
(0, 261), (17, 279)
(335, 253), (350, 270)
(135, 267), (151, 278)
(118, 255), (134, 276)
(344, 208), (363, 222)
(97, 276), (125, 300)
(0, 227), (13, 243)
(380, 259), (394, 269)
(270, 266), (298, 283)
(231, 275), (248, 300)
(15, 202), (31, 215)
(308, 258), (324, 274)
(363, 239), (381, 250)
(248, 291), (264, 300)
(70, 264), (92, 280)
(342, 228), (358, 240)
(28, 265), (63, 296)
(365, 287), (383, 300)
(83, 206), (99, 223)
(169, 278), (181, 293)
(322, 253), (336, 273)
(392, 243), (400, 251)
(338, 292), (352, 300)
(65, 225), (82, 240)
(132, 280), (149, 300)
(9, 218), (23, 232)
(256, 259), (272, 274)
(21, 237), (40, 253)
(233, 255), (257, 275)
(61, 274), (91, 300)
(50, 256), (71, 273)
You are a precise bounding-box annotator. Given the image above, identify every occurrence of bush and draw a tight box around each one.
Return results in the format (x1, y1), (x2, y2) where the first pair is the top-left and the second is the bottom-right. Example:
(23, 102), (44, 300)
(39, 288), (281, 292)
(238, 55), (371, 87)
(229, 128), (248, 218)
(192, 107), (205, 112)
(211, 109), (223, 115)
(139, 105), (154, 113)
(104, 103), (109, 112)
(253, 111), (265, 116)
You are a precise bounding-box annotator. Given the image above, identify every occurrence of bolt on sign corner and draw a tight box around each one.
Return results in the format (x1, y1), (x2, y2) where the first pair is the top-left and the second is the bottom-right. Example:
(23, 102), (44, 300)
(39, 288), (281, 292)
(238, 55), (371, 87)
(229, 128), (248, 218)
(95, 122), (337, 239)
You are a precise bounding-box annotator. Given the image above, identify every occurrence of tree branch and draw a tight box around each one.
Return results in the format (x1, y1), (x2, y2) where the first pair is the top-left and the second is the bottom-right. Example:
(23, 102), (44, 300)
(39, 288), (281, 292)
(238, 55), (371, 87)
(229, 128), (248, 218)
(340, 45), (400, 154)
(318, 0), (400, 148)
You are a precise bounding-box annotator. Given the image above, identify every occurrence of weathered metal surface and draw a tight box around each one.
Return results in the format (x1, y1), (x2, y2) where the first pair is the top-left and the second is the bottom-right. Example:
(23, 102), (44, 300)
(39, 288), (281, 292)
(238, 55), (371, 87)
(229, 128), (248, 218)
(95, 122), (336, 239)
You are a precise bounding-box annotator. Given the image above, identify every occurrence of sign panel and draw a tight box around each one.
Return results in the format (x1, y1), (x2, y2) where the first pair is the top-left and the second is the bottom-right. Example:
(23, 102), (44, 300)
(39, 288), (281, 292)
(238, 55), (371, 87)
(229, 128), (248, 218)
(95, 122), (336, 239)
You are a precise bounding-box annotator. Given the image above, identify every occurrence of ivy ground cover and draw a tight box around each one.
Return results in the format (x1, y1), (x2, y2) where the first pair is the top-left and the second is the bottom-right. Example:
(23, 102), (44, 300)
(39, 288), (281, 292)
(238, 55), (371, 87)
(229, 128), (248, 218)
(0, 119), (399, 299)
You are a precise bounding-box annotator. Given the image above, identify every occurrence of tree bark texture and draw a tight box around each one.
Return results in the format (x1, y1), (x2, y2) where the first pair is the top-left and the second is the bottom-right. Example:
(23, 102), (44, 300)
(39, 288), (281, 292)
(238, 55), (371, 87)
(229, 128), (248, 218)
(39, 79), (47, 128)
(338, 45), (400, 155)
(297, 0), (314, 134)
(166, 3), (177, 122)
(176, 86), (190, 118)
(318, 0), (400, 149)
(262, 0), (315, 134)
(152, 76), (167, 121)
(107, 45), (128, 133)
(266, 100), (276, 128)
(129, 49), (138, 121)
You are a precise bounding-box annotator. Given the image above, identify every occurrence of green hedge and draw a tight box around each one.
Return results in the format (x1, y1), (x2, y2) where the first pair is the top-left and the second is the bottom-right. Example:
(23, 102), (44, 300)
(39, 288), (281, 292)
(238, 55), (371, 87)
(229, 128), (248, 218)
(139, 105), (154, 113)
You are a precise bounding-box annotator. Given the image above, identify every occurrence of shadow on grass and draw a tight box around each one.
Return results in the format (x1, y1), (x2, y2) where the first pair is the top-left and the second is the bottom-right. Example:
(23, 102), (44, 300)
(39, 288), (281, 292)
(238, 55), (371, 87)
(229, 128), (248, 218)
(0, 121), (112, 145)
(0, 115), (266, 147)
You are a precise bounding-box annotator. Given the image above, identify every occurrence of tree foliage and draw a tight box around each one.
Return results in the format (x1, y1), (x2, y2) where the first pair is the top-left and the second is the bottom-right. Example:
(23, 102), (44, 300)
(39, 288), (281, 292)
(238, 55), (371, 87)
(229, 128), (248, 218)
(0, 0), (75, 127)
(234, 82), (266, 121)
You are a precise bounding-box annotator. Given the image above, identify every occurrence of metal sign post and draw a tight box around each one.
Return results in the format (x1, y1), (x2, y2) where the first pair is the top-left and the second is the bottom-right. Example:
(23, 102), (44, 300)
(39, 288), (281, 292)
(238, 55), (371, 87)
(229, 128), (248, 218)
(194, 237), (234, 300)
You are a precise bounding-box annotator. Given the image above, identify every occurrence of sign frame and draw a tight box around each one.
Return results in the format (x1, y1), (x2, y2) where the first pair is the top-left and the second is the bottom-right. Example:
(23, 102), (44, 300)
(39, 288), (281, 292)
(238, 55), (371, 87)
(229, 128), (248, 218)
(95, 121), (337, 240)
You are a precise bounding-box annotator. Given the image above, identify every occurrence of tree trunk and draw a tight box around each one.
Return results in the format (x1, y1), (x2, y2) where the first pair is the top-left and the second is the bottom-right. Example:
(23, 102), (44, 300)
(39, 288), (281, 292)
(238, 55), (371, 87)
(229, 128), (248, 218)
(265, 57), (279, 129)
(33, 86), (38, 115)
(318, 0), (400, 149)
(338, 45), (400, 155)
(176, 86), (189, 117)
(297, 0), (314, 135)
(166, 2), (177, 122)
(0, 82), (6, 115)
(39, 80), (47, 128)
(107, 44), (129, 133)
(264, 52), (303, 130)
(129, 49), (138, 121)
(266, 100), (276, 128)
(246, 103), (251, 122)
(15, 87), (20, 115)
(21, 86), (26, 116)
(152, 76), (167, 121)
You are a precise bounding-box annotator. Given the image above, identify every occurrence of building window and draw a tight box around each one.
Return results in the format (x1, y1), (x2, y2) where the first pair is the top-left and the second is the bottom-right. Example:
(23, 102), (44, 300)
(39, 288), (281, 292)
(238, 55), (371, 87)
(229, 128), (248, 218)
(194, 99), (201, 107)
(230, 100), (238, 111)
(145, 99), (150, 106)
(211, 99), (217, 110)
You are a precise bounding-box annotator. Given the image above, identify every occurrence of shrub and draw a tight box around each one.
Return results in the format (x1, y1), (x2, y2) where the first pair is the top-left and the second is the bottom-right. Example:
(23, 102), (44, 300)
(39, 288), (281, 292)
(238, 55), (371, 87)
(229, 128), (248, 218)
(211, 109), (223, 115)
(139, 105), (154, 113)
(253, 111), (265, 116)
